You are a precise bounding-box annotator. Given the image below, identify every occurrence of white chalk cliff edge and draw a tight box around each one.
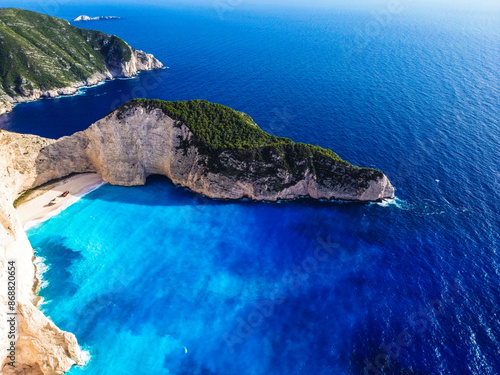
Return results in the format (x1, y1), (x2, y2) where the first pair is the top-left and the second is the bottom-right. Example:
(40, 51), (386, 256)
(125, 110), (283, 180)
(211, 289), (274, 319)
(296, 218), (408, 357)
(0, 132), (82, 375)
(0, 100), (394, 374)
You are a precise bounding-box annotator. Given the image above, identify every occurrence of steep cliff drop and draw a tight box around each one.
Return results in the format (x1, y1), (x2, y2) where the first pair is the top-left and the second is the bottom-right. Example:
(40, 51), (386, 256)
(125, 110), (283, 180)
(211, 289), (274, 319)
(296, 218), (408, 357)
(36, 99), (395, 202)
(0, 132), (83, 375)
(0, 99), (394, 374)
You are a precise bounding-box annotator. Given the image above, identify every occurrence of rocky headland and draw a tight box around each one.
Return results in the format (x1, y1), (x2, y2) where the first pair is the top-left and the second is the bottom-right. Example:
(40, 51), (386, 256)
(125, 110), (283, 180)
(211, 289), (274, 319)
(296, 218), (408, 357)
(0, 8), (162, 115)
(35, 99), (395, 201)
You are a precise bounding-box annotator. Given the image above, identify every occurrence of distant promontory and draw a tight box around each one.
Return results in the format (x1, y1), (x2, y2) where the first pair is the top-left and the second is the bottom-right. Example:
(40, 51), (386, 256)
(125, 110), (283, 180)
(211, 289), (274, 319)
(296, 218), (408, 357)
(0, 8), (162, 115)
(73, 15), (121, 22)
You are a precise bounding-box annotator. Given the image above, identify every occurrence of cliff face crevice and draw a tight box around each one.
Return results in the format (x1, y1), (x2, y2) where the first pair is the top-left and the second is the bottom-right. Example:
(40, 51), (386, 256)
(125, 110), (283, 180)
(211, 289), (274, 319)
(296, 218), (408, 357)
(0, 102), (394, 375)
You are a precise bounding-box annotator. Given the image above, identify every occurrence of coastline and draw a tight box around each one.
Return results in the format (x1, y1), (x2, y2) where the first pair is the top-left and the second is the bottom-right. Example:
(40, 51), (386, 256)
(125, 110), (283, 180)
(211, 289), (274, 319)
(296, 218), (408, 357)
(16, 173), (105, 230)
(0, 67), (168, 116)
(0, 57), (164, 116)
(0, 8), (165, 372)
(0, 71), (110, 116)
(6, 79), (110, 115)
(0, 74), (119, 116)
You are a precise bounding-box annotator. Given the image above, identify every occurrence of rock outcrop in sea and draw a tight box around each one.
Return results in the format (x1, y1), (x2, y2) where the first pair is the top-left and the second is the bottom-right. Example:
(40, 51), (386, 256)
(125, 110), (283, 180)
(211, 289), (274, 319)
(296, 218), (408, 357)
(73, 15), (121, 22)
(0, 99), (394, 374)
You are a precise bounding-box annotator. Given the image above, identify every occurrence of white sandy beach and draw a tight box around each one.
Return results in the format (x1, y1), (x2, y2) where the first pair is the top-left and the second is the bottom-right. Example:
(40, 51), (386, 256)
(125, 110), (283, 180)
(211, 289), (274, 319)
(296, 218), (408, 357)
(16, 173), (105, 228)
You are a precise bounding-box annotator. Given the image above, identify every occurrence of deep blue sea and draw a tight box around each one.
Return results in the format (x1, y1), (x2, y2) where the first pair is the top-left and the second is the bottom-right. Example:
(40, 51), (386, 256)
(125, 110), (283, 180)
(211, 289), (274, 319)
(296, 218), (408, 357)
(3, 1), (500, 374)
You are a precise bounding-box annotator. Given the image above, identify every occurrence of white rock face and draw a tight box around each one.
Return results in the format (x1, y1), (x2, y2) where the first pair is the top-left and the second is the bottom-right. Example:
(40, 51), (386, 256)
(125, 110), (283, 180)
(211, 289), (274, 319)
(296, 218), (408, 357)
(73, 15), (92, 21)
(0, 100), (13, 115)
(0, 131), (84, 375)
(107, 49), (164, 78)
(32, 105), (395, 202)
(0, 105), (394, 374)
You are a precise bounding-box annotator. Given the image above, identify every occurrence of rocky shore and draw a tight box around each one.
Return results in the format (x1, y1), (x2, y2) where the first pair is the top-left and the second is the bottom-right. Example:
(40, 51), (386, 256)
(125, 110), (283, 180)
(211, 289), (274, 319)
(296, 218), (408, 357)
(0, 48), (163, 116)
(0, 131), (84, 374)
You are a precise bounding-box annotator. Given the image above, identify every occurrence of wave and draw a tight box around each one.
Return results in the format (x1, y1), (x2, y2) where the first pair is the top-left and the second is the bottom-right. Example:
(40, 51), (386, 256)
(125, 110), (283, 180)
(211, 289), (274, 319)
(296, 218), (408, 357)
(370, 197), (405, 209)
(34, 255), (50, 312)
(115, 76), (138, 81)
(80, 347), (92, 368)
(43, 81), (110, 101)
(34, 255), (49, 291)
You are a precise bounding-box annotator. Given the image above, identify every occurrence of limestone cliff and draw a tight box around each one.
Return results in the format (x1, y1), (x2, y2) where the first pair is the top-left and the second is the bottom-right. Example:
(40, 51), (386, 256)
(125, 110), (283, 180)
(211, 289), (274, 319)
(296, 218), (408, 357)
(12, 100), (392, 202)
(32, 100), (393, 201)
(0, 131), (83, 375)
(0, 99), (394, 374)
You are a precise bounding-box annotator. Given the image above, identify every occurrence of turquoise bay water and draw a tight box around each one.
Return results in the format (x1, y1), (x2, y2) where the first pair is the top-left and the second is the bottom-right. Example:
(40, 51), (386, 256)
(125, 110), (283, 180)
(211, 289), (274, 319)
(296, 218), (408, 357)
(28, 176), (500, 375)
(29, 178), (404, 375)
(5, 1), (500, 374)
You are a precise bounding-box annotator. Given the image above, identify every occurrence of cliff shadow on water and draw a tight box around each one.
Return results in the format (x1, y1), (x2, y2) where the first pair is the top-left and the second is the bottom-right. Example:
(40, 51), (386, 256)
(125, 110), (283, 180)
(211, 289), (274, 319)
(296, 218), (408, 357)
(40, 173), (387, 209)
(38, 172), (399, 250)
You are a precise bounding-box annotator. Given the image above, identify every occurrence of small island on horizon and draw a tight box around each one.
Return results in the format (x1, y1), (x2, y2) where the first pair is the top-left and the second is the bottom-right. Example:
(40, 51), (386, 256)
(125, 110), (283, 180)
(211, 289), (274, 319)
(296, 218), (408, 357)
(73, 15), (121, 22)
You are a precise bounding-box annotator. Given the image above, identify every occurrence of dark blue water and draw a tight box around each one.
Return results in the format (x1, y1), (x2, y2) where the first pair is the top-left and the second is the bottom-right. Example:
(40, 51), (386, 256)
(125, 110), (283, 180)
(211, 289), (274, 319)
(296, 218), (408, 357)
(6, 1), (500, 374)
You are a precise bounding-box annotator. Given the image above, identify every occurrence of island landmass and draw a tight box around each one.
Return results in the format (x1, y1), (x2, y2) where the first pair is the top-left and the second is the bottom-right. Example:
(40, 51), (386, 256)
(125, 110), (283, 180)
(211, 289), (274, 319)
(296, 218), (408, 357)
(0, 8), (162, 115)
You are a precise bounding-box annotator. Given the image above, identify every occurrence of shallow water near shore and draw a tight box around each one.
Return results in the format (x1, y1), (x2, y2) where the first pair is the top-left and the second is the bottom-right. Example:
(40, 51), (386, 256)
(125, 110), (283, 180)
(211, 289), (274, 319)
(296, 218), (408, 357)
(9, 1), (500, 374)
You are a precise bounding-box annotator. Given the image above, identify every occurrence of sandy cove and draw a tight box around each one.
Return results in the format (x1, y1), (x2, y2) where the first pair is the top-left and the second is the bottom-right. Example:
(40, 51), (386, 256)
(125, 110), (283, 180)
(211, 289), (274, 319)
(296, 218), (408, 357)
(16, 173), (105, 229)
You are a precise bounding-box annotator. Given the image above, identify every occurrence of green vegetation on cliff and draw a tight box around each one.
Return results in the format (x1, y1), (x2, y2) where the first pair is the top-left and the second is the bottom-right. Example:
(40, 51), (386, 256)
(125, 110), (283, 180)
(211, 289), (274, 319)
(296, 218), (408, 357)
(117, 99), (345, 159)
(119, 99), (293, 149)
(115, 99), (384, 189)
(0, 8), (132, 96)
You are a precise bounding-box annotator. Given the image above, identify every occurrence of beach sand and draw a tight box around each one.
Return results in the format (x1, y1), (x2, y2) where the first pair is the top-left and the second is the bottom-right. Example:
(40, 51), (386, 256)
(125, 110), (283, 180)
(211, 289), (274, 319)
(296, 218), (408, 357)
(16, 173), (105, 229)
